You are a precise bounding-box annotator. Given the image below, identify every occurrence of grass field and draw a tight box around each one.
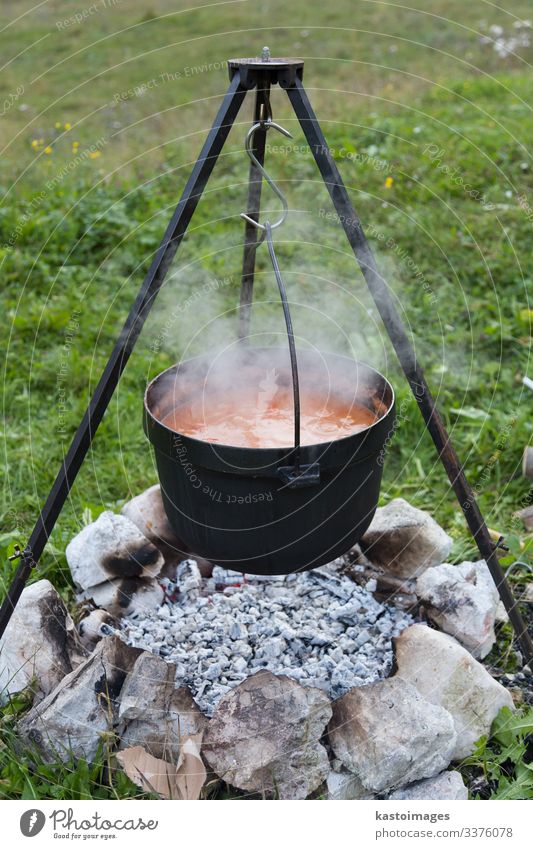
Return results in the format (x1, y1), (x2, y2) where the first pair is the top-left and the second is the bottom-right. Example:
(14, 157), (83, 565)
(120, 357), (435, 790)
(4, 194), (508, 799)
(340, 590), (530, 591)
(0, 0), (532, 799)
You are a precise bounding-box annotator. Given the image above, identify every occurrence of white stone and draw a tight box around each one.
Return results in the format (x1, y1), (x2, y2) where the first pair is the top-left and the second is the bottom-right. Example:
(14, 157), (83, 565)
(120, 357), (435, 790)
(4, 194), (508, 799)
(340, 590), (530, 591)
(203, 671), (332, 799)
(85, 576), (164, 618)
(121, 484), (183, 550)
(328, 677), (457, 793)
(394, 624), (514, 760)
(416, 560), (500, 658)
(361, 498), (453, 578)
(121, 485), (213, 576)
(388, 770), (468, 800)
(0, 580), (83, 704)
(66, 511), (164, 591)
(495, 600), (509, 623)
(18, 636), (142, 762)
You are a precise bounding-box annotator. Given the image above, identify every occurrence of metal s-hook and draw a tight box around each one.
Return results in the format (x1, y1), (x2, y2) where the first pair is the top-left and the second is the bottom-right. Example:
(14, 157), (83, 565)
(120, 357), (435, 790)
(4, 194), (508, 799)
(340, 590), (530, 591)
(240, 119), (292, 233)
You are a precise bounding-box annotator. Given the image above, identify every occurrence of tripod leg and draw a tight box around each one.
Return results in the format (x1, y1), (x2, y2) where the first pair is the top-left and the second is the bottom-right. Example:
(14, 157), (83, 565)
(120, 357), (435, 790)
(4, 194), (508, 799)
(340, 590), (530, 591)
(0, 75), (248, 639)
(287, 77), (533, 665)
(238, 80), (271, 340)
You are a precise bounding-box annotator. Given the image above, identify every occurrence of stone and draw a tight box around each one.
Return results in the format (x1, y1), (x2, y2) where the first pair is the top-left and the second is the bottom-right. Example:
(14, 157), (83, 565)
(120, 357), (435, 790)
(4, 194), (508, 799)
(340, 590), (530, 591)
(121, 485), (213, 576)
(0, 580), (84, 704)
(495, 600), (509, 624)
(121, 484), (184, 550)
(18, 636), (142, 762)
(360, 498), (453, 578)
(388, 770), (468, 800)
(394, 624), (514, 760)
(87, 576), (164, 618)
(118, 652), (206, 762)
(66, 511), (164, 591)
(328, 678), (457, 793)
(416, 560), (499, 658)
(203, 671), (332, 799)
(327, 767), (375, 800)
(176, 559), (202, 602)
(516, 504), (533, 532)
(78, 609), (118, 651)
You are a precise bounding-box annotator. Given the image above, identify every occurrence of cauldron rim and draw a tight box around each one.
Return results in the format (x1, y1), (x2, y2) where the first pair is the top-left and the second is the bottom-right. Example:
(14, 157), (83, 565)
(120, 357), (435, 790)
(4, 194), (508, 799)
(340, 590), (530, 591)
(144, 346), (395, 468)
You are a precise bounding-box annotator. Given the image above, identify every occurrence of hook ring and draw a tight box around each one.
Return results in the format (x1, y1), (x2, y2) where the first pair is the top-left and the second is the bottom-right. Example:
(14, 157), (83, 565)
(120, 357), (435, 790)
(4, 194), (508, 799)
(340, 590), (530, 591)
(240, 119), (292, 233)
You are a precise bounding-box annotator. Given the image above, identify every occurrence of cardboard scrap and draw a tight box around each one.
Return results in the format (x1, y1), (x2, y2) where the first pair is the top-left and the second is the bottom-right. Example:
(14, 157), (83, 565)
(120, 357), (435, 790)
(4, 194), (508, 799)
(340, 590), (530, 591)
(117, 734), (206, 800)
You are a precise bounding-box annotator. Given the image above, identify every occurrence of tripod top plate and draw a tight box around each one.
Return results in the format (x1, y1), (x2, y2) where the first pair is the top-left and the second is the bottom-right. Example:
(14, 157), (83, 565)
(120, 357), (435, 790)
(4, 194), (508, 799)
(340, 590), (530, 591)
(228, 56), (304, 88)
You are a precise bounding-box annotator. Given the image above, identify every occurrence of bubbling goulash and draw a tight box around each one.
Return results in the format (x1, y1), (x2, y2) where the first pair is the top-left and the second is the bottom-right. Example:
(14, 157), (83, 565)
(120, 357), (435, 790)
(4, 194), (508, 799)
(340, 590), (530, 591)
(162, 390), (377, 448)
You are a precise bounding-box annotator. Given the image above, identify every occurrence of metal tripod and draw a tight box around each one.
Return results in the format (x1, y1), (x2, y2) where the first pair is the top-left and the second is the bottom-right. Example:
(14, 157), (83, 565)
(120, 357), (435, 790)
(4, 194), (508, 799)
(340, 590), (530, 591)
(1, 53), (531, 666)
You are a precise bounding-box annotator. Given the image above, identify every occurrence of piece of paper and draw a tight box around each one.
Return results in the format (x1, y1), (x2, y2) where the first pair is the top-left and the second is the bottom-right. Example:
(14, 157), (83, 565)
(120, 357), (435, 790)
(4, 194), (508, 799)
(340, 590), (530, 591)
(175, 734), (206, 800)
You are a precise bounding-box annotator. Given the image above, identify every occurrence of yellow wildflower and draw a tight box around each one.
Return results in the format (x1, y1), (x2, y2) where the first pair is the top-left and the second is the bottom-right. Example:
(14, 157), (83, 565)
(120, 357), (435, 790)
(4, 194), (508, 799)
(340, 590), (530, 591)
(72, 140), (79, 148)
(64, 122), (71, 130)
(31, 139), (39, 148)
(55, 122), (61, 129)
(44, 146), (53, 155)
(384, 176), (394, 189)
(89, 150), (101, 159)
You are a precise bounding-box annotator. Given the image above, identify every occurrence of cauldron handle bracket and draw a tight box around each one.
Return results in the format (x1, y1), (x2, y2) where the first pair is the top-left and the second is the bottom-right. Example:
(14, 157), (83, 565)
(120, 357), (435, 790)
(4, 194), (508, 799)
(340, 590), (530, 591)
(277, 463), (321, 489)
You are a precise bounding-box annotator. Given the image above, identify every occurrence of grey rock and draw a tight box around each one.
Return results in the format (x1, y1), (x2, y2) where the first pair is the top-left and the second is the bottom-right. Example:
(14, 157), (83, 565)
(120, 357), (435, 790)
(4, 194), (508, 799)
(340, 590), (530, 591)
(0, 580), (84, 704)
(394, 624), (514, 760)
(328, 677), (457, 793)
(388, 770), (468, 800)
(203, 671), (332, 799)
(66, 511), (164, 591)
(416, 560), (499, 658)
(176, 559), (202, 601)
(517, 504), (533, 533)
(18, 636), (142, 762)
(118, 651), (174, 723)
(327, 767), (375, 800)
(356, 629), (371, 648)
(118, 652), (206, 761)
(361, 498), (453, 578)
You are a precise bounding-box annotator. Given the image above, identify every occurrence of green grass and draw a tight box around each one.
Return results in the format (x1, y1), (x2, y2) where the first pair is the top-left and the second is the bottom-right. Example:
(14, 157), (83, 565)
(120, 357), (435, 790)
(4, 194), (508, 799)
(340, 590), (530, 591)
(0, 688), (149, 800)
(0, 0), (532, 800)
(458, 706), (533, 800)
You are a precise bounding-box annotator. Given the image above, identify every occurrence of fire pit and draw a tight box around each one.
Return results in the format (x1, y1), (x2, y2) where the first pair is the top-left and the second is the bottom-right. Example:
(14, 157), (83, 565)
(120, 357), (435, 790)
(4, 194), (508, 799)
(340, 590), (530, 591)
(119, 561), (412, 715)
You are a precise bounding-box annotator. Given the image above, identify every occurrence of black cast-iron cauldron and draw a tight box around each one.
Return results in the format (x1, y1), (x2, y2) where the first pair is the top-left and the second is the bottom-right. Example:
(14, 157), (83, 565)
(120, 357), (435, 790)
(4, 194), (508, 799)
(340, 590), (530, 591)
(144, 346), (395, 575)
